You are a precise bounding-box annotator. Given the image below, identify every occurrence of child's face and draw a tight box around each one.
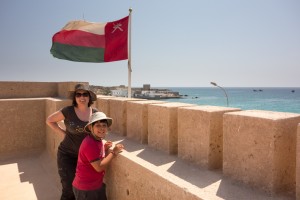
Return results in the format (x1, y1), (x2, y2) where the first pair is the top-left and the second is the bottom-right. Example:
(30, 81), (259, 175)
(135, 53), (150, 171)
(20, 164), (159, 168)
(92, 121), (108, 138)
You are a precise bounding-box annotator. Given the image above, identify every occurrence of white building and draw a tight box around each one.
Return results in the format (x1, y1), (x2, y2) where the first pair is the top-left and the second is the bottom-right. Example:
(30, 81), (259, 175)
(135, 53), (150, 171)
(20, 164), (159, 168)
(111, 89), (128, 97)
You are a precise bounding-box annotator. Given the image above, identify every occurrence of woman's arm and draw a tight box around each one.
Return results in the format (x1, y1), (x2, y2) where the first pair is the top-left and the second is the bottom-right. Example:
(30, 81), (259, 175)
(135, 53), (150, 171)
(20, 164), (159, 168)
(46, 110), (66, 137)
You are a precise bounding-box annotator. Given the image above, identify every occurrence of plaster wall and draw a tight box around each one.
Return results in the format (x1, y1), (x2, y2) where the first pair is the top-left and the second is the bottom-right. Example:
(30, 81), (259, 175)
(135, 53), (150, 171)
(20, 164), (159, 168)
(0, 81), (58, 99)
(178, 106), (240, 169)
(126, 100), (166, 144)
(223, 110), (300, 194)
(0, 81), (299, 199)
(96, 95), (117, 116)
(105, 149), (204, 200)
(0, 99), (46, 155)
(148, 102), (195, 154)
(0, 81), (89, 99)
(44, 98), (72, 160)
(109, 97), (145, 136)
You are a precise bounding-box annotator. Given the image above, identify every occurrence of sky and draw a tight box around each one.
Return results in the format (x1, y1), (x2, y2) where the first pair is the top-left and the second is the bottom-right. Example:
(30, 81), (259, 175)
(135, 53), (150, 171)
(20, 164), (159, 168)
(1, 0), (300, 87)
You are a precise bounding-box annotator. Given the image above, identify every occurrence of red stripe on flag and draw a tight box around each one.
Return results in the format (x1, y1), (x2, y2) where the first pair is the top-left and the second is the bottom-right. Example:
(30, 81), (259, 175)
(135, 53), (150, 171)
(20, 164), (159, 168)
(52, 30), (105, 48)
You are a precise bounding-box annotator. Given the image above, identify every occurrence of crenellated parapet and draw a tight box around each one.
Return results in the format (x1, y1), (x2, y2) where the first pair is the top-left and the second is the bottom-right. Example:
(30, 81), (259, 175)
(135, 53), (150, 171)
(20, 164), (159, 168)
(1, 81), (299, 199)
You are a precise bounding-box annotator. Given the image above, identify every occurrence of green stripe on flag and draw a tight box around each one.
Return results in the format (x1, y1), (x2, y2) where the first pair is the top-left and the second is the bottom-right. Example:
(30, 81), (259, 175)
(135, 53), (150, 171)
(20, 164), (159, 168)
(51, 43), (105, 63)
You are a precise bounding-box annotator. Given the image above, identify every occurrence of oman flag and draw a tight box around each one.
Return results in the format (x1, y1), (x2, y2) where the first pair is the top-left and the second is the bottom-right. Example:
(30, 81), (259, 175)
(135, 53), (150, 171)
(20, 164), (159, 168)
(50, 16), (128, 63)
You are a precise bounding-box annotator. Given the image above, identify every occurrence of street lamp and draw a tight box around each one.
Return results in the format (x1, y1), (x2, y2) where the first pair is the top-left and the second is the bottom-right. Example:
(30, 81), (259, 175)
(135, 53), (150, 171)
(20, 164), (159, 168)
(210, 82), (229, 106)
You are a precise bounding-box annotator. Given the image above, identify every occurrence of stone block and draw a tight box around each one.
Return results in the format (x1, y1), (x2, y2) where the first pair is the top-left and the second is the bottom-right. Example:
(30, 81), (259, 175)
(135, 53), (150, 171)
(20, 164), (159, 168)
(178, 106), (240, 169)
(223, 110), (300, 194)
(127, 100), (166, 144)
(96, 96), (117, 116)
(148, 102), (195, 154)
(45, 98), (71, 160)
(0, 82), (58, 99)
(0, 99), (46, 154)
(109, 97), (145, 136)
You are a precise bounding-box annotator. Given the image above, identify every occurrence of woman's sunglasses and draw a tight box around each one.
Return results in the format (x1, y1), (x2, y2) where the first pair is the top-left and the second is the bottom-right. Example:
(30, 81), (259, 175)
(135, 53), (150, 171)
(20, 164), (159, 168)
(75, 92), (89, 98)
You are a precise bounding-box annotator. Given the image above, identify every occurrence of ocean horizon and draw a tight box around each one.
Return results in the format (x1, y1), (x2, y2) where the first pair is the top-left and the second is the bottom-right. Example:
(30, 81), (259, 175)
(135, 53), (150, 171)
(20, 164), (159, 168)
(155, 87), (300, 114)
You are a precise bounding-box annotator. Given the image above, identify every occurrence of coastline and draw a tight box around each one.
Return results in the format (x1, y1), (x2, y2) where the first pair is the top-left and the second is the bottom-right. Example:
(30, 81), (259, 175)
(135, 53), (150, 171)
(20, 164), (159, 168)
(90, 85), (299, 114)
(161, 87), (300, 114)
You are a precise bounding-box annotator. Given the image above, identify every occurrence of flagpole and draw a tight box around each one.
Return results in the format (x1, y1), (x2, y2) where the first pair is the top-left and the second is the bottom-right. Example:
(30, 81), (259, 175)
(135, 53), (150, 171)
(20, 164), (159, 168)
(128, 8), (132, 98)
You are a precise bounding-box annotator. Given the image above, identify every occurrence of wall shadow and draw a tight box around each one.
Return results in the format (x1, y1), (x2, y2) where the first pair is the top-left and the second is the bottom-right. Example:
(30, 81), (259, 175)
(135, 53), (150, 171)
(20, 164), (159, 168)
(0, 151), (60, 200)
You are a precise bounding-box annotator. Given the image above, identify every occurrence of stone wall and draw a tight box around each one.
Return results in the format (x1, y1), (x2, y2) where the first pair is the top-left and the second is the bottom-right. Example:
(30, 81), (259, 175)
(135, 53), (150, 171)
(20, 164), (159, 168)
(1, 81), (300, 199)
(178, 106), (240, 169)
(0, 81), (88, 99)
(0, 98), (46, 155)
(223, 110), (300, 195)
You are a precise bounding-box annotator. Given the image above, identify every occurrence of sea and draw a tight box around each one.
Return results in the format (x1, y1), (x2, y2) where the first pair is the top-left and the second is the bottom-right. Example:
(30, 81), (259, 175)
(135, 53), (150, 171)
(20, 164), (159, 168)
(157, 87), (300, 114)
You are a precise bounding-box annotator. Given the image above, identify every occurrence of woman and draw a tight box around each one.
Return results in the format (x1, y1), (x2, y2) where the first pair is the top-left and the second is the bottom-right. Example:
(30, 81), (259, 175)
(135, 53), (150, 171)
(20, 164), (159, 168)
(46, 83), (98, 200)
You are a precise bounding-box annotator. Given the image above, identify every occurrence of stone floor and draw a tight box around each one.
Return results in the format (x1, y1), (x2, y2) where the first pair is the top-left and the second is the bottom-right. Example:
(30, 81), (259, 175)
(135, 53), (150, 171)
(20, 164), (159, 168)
(0, 151), (60, 200)
(0, 140), (296, 200)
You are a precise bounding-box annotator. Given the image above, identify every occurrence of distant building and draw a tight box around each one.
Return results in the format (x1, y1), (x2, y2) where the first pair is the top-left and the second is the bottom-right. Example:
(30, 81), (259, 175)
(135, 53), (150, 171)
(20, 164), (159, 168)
(111, 89), (128, 97)
(92, 84), (180, 99)
(133, 84), (180, 99)
(143, 84), (151, 90)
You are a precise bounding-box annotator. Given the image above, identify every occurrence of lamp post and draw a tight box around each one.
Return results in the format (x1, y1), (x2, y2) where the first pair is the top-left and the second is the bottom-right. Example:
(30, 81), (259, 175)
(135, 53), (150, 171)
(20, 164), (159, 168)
(210, 82), (229, 106)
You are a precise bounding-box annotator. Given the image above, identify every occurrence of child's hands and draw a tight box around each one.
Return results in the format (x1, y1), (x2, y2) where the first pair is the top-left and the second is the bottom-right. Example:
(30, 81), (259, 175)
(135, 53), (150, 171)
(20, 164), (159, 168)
(112, 143), (124, 155)
(104, 141), (113, 150)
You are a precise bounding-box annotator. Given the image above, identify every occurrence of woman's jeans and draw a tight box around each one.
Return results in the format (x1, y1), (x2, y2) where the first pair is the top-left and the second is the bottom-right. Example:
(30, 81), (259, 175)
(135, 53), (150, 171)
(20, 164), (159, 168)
(57, 151), (77, 200)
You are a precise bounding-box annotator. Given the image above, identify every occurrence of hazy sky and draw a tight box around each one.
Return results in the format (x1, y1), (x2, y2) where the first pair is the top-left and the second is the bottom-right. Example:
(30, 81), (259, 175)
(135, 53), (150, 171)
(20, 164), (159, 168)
(1, 0), (299, 87)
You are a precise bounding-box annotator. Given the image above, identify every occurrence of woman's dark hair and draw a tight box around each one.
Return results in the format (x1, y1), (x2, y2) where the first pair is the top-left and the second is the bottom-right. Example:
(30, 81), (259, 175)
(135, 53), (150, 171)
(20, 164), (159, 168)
(72, 92), (94, 107)
(92, 119), (108, 126)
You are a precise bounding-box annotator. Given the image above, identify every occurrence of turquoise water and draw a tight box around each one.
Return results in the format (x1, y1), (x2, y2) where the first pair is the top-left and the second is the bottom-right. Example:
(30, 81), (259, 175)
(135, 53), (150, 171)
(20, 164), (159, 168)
(158, 87), (300, 114)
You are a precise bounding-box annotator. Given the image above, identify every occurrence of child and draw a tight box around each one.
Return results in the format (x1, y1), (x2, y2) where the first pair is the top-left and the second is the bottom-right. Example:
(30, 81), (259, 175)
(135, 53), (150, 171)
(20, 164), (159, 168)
(72, 112), (124, 200)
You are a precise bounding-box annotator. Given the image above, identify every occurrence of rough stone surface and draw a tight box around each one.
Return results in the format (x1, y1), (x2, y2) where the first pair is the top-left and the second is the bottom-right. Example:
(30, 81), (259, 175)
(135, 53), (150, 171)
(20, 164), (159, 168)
(0, 99), (46, 154)
(223, 110), (300, 194)
(0, 81), (58, 99)
(127, 100), (166, 144)
(0, 82), (299, 199)
(148, 102), (195, 154)
(178, 106), (240, 169)
(109, 98), (145, 136)
(105, 133), (294, 200)
(0, 151), (60, 200)
(96, 96), (117, 116)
